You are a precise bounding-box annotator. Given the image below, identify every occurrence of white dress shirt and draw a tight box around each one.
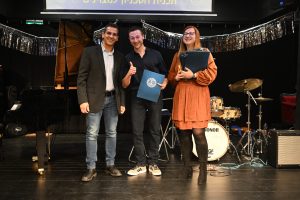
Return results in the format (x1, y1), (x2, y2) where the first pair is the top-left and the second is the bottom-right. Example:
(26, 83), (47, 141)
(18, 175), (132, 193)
(101, 42), (115, 91)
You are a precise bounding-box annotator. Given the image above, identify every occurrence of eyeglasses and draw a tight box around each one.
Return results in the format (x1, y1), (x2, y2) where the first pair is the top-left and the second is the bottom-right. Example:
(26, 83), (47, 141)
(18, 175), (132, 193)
(105, 31), (118, 37)
(183, 32), (195, 36)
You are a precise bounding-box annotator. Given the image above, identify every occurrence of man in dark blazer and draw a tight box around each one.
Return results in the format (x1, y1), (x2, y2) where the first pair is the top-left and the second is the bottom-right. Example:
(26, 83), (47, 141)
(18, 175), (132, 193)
(77, 23), (127, 182)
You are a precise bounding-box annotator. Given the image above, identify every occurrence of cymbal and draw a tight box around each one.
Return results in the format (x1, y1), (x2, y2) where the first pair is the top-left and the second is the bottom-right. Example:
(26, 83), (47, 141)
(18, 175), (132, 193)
(228, 78), (263, 92)
(254, 97), (273, 102)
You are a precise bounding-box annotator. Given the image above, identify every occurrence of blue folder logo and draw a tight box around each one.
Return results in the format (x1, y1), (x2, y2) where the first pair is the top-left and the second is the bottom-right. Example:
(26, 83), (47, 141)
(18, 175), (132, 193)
(146, 78), (157, 88)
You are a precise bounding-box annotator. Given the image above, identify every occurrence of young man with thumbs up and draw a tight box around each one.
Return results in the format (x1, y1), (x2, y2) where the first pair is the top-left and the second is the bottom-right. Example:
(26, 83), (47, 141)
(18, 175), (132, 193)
(122, 26), (168, 176)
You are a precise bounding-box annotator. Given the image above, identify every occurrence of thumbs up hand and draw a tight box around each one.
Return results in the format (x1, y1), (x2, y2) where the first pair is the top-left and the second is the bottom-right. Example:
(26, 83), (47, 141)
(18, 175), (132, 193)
(127, 61), (136, 76)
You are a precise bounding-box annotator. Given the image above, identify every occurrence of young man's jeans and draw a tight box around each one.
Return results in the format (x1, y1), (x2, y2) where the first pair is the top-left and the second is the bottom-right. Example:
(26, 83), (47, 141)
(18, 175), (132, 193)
(85, 96), (118, 169)
(130, 91), (162, 165)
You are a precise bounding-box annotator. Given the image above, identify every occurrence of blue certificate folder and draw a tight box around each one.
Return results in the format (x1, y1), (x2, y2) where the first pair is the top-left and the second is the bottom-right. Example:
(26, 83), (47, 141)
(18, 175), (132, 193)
(179, 49), (210, 73)
(137, 69), (165, 102)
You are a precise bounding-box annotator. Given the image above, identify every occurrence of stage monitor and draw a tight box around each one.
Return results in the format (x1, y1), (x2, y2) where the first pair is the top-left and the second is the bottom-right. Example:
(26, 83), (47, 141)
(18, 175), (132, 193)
(44, 0), (214, 13)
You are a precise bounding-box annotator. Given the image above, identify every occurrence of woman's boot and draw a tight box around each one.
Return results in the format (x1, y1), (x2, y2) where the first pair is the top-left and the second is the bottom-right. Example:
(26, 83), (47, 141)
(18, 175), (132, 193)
(198, 161), (207, 184)
(178, 131), (193, 178)
(193, 128), (208, 185)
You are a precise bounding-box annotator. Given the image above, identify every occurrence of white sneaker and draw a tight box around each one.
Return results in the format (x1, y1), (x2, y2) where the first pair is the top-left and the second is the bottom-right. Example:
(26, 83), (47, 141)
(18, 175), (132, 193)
(149, 164), (162, 176)
(127, 165), (147, 176)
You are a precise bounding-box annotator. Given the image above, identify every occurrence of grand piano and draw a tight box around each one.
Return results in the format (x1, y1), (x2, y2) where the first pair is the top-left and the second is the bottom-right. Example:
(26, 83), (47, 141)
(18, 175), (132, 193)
(0, 45), (81, 174)
(19, 86), (83, 175)
(2, 21), (107, 174)
(18, 21), (94, 174)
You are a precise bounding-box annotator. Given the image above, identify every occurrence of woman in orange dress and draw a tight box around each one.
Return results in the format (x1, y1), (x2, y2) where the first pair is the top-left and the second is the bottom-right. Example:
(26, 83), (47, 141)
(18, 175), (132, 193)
(168, 26), (217, 185)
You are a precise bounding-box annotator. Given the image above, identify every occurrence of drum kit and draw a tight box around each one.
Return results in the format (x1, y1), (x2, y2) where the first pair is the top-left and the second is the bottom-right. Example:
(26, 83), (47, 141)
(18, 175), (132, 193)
(193, 78), (273, 162)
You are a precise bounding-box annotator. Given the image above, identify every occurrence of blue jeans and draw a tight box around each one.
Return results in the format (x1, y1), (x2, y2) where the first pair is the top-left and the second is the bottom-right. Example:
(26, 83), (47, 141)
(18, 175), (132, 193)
(130, 91), (162, 165)
(85, 96), (118, 169)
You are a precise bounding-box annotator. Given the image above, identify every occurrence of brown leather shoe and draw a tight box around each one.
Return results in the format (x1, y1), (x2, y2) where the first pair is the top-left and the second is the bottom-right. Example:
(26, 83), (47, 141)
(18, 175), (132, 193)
(105, 165), (122, 177)
(81, 169), (97, 182)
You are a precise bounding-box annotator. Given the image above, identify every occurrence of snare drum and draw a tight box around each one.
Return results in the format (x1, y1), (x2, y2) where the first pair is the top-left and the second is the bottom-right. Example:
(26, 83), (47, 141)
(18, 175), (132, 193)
(192, 120), (229, 161)
(210, 96), (224, 117)
(218, 107), (241, 120)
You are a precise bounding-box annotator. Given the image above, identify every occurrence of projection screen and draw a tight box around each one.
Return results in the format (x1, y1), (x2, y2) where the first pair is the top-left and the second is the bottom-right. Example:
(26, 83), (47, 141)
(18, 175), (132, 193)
(45, 0), (213, 13)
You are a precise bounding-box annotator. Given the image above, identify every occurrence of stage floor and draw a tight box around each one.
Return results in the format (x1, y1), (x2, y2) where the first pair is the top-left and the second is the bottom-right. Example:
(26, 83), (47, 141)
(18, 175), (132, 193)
(0, 133), (300, 200)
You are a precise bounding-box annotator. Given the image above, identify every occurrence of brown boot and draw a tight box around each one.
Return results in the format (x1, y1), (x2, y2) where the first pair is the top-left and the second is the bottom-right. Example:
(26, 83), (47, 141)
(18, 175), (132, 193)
(178, 132), (193, 178)
(198, 162), (207, 185)
(193, 128), (208, 185)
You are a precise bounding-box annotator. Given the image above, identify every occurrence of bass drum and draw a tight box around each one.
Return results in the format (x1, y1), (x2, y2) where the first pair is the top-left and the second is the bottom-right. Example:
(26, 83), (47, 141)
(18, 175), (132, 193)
(192, 120), (229, 161)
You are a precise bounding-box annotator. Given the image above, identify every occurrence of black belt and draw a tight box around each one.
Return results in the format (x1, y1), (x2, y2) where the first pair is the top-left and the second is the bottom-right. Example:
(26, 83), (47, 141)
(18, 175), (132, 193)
(105, 90), (115, 96)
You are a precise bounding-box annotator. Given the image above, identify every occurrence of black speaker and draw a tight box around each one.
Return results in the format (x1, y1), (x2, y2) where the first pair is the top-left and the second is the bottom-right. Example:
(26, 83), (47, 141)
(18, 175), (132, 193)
(268, 130), (300, 168)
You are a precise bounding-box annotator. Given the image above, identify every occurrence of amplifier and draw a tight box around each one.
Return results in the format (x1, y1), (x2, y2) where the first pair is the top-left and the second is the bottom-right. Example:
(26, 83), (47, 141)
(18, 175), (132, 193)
(268, 130), (300, 168)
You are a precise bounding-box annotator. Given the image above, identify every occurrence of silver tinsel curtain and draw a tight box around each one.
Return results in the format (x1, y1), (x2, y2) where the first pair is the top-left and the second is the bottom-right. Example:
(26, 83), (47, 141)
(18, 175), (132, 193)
(0, 23), (57, 56)
(0, 12), (295, 55)
(141, 12), (295, 52)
